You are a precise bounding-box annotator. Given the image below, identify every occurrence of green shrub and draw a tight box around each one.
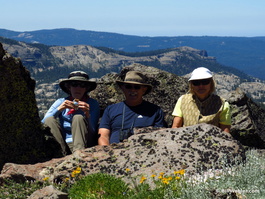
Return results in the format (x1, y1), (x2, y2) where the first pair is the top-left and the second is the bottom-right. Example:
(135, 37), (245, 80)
(68, 172), (131, 199)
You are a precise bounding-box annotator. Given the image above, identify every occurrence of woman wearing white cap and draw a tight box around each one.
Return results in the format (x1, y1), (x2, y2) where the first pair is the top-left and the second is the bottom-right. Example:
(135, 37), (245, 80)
(171, 67), (231, 133)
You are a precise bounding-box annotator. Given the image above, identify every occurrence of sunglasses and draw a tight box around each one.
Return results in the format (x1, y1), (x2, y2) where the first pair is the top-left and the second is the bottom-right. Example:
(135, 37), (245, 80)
(70, 81), (87, 88)
(191, 79), (211, 86)
(124, 84), (142, 90)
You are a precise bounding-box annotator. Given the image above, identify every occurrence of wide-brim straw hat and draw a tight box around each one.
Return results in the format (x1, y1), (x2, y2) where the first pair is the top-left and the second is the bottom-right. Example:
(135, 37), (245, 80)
(188, 67), (213, 81)
(116, 71), (153, 95)
(59, 71), (97, 94)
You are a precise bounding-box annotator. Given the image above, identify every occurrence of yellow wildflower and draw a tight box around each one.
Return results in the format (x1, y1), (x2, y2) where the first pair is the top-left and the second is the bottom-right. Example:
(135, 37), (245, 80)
(162, 178), (169, 184)
(158, 172), (165, 179)
(42, 177), (49, 181)
(125, 168), (131, 172)
(75, 167), (82, 173)
(174, 169), (185, 175)
(71, 172), (76, 178)
(151, 174), (156, 178)
(167, 176), (173, 181)
(140, 176), (147, 184)
(71, 167), (82, 178)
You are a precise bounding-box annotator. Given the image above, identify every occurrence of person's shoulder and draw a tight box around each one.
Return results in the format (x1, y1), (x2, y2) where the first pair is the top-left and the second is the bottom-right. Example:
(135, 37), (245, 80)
(106, 101), (124, 109)
(55, 97), (67, 103)
(181, 93), (191, 101)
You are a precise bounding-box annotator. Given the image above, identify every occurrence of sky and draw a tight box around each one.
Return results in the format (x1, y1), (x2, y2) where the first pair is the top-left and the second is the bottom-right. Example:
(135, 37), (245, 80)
(1, 0), (265, 37)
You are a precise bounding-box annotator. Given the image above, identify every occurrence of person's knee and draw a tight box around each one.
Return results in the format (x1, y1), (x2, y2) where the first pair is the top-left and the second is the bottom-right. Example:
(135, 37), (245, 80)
(44, 116), (56, 125)
(72, 114), (85, 122)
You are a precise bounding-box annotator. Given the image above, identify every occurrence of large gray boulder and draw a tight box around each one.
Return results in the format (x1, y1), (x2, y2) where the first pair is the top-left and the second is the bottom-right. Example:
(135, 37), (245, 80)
(0, 124), (245, 186)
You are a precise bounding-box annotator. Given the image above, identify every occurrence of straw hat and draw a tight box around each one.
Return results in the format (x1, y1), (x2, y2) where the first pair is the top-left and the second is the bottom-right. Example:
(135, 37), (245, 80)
(116, 71), (153, 95)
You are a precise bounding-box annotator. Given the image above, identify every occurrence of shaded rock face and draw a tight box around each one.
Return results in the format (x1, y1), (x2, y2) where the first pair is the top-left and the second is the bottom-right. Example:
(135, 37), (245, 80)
(0, 124), (245, 186)
(228, 88), (265, 148)
(0, 43), (62, 170)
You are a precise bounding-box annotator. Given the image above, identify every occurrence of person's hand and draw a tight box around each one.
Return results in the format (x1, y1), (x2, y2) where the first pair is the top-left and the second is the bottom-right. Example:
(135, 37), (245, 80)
(78, 101), (90, 118)
(57, 100), (75, 111)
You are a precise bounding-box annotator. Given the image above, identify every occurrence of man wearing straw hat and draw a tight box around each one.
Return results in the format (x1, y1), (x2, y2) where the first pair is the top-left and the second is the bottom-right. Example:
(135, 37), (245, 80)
(98, 71), (166, 145)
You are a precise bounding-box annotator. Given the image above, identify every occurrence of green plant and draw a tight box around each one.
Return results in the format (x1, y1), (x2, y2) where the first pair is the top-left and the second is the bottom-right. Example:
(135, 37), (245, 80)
(68, 172), (131, 199)
(0, 179), (44, 199)
(181, 149), (265, 198)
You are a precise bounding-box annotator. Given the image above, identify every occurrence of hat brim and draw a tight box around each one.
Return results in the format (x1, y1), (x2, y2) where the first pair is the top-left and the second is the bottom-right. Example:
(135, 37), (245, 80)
(116, 80), (153, 95)
(59, 79), (97, 94)
(188, 76), (212, 81)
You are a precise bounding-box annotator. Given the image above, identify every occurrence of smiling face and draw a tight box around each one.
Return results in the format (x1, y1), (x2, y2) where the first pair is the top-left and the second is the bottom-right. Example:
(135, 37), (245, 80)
(121, 83), (148, 106)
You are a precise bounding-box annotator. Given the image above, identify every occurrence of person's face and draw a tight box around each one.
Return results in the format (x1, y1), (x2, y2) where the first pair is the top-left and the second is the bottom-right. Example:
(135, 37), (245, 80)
(191, 78), (212, 100)
(69, 81), (87, 99)
(121, 83), (147, 106)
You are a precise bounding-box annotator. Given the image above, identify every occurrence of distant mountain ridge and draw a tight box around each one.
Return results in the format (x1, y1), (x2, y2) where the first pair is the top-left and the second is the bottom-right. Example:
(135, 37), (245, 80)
(0, 28), (264, 80)
(1, 36), (265, 116)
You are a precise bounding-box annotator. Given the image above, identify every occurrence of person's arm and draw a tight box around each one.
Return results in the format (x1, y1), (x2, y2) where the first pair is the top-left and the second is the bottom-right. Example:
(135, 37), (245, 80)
(98, 128), (111, 145)
(172, 116), (183, 128)
(171, 96), (183, 128)
(219, 101), (232, 133)
(219, 124), (231, 133)
(42, 98), (65, 123)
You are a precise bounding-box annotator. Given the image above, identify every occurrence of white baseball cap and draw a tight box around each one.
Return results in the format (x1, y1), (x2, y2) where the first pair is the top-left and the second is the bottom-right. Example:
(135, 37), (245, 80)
(188, 67), (213, 81)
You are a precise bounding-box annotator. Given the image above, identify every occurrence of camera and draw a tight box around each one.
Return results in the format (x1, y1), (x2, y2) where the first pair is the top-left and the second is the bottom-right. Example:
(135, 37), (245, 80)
(119, 128), (133, 142)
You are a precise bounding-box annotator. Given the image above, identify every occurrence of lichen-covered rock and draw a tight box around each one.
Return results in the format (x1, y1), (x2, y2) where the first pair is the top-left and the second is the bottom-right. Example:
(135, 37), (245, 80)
(228, 88), (265, 148)
(0, 43), (62, 170)
(28, 185), (68, 199)
(0, 124), (245, 186)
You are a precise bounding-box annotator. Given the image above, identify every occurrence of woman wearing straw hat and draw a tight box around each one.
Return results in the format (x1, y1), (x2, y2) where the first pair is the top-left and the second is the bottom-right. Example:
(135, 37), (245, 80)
(42, 71), (100, 155)
(171, 67), (231, 133)
(98, 71), (166, 145)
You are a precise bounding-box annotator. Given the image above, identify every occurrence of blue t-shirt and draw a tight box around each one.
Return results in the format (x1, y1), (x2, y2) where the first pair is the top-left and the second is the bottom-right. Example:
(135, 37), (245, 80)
(99, 101), (165, 144)
(42, 96), (100, 143)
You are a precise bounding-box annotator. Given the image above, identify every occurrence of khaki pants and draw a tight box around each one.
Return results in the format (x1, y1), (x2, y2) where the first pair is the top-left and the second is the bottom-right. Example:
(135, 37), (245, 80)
(44, 115), (91, 155)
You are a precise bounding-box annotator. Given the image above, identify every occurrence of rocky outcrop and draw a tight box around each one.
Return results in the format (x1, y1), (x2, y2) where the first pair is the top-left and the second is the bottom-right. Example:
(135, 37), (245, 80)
(90, 64), (265, 148)
(228, 88), (265, 148)
(28, 185), (68, 199)
(0, 43), (62, 170)
(0, 124), (245, 186)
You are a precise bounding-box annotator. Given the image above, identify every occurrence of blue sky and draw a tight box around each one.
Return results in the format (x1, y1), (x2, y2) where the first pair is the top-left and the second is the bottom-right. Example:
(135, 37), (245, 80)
(1, 0), (265, 37)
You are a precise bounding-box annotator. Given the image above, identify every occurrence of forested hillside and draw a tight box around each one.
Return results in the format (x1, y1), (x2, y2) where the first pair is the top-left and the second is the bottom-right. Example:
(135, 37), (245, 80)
(1, 37), (265, 116)
(0, 28), (264, 80)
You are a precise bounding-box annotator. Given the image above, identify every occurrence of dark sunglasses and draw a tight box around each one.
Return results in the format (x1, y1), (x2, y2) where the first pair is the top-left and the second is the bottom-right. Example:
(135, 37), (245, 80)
(70, 81), (87, 88)
(124, 84), (142, 90)
(191, 79), (211, 86)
